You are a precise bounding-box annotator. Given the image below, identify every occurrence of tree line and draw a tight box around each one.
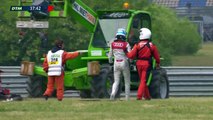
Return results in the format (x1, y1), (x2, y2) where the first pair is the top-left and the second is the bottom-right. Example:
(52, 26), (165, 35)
(0, 0), (201, 66)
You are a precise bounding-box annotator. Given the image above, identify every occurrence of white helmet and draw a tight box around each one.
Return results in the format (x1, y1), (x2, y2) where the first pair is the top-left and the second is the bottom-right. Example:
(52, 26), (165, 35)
(139, 28), (151, 40)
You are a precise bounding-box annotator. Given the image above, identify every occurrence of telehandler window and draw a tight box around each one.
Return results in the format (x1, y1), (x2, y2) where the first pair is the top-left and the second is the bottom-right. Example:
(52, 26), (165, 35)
(92, 18), (129, 47)
(129, 16), (141, 46)
(92, 23), (107, 48)
(128, 14), (151, 46)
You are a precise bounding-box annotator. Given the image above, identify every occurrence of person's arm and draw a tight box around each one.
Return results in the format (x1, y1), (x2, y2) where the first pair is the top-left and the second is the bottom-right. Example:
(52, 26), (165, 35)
(152, 45), (160, 67)
(43, 57), (48, 73)
(63, 51), (79, 61)
(126, 44), (137, 59)
(126, 42), (133, 63)
(126, 42), (131, 53)
(108, 43), (113, 64)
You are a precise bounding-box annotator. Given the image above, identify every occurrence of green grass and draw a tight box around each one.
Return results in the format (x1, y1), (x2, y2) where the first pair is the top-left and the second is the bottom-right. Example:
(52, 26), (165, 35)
(0, 97), (213, 120)
(172, 42), (213, 66)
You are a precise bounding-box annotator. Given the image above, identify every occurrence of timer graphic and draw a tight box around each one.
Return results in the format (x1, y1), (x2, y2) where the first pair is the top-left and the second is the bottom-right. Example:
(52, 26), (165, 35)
(10, 5), (54, 12)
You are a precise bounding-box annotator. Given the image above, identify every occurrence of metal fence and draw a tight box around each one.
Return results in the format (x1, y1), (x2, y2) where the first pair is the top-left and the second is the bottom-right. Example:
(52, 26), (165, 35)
(0, 66), (29, 97)
(165, 66), (213, 97)
(1, 66), (213, 98)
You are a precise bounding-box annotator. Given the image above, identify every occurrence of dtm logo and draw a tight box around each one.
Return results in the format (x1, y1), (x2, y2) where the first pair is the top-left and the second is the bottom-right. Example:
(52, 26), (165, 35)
(113, 42), (123, 47)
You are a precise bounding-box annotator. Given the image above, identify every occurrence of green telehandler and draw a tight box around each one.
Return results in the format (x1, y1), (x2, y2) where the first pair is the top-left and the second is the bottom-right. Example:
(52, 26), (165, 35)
(17, 0), (169, 99)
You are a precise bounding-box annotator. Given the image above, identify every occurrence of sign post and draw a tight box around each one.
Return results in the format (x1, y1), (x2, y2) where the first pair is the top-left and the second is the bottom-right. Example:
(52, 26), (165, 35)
(16, 20), (49, 28)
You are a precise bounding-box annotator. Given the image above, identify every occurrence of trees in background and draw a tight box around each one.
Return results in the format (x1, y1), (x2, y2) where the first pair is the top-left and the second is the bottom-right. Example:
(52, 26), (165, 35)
(0, 0), (201, 65)
(145, 5), (201, 65)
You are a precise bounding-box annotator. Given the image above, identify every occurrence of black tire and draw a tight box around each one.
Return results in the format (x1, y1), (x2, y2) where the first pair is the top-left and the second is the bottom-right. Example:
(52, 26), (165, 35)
(80, 90), (92, 98)
(90, 65), (121, 98)
(149, 68), (169, 99)
(26, 76), (47, 97)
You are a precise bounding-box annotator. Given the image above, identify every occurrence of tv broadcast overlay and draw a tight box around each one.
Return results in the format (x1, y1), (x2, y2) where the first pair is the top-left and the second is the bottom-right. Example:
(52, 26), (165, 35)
(10, 5), (54, 12)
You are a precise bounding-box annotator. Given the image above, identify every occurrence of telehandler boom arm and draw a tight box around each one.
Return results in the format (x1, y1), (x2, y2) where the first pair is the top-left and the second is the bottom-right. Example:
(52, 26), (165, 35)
(18, 0), (97, 32)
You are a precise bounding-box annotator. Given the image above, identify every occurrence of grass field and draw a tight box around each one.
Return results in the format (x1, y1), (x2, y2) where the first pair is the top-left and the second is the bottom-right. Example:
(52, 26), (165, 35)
(1, 43), (212, 120)
(0, 97), (213, 120)
(172, 42), (213, 66)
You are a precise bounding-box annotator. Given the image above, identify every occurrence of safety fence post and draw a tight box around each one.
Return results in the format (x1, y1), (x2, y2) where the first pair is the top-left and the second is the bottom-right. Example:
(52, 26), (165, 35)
(0, 70), (3, 93)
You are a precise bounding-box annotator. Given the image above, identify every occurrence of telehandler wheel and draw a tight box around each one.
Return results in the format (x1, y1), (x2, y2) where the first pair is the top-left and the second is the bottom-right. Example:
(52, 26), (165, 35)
(26, 76), (46, 97)
(80, 90), (92, 98)
(91, 65), (121, 98)
(149, 68), (169, 99)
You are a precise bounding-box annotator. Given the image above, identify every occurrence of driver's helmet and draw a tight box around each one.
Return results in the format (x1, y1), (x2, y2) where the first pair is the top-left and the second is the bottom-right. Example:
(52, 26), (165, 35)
(139, 28), (151, 40)
(116, 28), (127, 41)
